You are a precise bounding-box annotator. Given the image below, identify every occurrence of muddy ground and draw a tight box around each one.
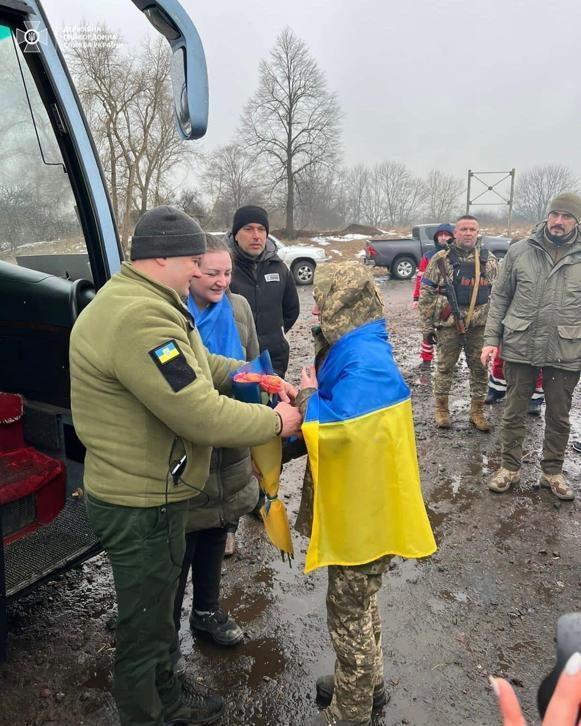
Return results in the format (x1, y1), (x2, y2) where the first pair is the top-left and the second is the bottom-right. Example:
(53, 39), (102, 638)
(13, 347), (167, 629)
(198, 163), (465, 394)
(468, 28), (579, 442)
(1, 277), (580, 726)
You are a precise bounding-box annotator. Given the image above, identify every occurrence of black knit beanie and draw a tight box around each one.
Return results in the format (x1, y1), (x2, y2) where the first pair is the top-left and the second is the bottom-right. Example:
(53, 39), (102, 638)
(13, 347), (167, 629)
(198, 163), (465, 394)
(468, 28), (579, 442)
(130, 206), (206, 260)
(232, 205), (269, 238)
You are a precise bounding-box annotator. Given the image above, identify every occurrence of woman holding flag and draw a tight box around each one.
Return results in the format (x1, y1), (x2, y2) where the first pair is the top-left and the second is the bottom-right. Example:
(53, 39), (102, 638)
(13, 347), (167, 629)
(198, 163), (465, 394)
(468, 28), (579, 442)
(172, 235), (261, 659)
(297, 261), (437, 726)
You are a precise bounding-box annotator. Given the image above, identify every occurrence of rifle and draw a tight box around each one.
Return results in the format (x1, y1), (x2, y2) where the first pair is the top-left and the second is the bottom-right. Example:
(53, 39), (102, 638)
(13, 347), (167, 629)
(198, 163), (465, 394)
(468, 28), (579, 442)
(435, 257), (466, 336)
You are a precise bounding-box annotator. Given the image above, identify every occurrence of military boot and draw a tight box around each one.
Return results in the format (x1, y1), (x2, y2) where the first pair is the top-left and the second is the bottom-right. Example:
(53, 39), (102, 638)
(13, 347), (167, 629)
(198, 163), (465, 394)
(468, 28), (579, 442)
(540, 472), (575, 501)
(469, 399), (492, 432)
(316, 674), (389, 710)
(303, 711), (371, 726)
(164, 677), (224, 725)
(434, 396), (450, 428)
(488, 467), (521, 493)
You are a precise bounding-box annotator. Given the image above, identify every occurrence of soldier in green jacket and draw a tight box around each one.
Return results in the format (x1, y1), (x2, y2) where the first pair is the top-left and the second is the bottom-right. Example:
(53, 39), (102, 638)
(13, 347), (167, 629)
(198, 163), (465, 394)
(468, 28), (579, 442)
(482, 193), (581, 500)
(69, 206), (301, 726)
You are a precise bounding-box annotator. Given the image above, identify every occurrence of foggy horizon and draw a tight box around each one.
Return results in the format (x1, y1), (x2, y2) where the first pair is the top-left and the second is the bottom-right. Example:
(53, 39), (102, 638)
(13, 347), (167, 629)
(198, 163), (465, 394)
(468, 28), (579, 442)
(39, 0), (581, 204)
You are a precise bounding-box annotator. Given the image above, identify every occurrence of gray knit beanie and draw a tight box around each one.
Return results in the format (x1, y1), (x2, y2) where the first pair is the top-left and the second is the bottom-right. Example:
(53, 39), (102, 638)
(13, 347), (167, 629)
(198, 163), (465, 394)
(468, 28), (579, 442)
(130, 206), (206, 260)
(546, 193), (581, 223)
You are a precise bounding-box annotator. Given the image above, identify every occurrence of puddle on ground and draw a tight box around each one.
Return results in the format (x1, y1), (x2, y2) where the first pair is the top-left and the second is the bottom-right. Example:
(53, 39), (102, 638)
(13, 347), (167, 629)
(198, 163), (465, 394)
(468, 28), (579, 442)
(82, 664), (111, 690)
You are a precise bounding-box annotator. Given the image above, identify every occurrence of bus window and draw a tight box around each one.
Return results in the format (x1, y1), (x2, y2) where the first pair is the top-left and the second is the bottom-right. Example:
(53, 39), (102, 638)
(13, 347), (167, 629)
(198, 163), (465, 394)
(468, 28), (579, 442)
(0, 24), (90, 282)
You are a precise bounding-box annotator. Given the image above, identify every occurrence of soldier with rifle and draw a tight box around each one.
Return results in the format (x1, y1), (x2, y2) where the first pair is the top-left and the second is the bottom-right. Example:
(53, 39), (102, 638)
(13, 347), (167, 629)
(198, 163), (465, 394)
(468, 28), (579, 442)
(418, 215), (499, 429)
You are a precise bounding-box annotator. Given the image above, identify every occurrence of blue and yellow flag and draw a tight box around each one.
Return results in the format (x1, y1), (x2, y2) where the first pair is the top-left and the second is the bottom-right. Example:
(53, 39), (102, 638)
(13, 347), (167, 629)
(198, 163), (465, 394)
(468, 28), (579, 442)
(302, 319), (436, 572)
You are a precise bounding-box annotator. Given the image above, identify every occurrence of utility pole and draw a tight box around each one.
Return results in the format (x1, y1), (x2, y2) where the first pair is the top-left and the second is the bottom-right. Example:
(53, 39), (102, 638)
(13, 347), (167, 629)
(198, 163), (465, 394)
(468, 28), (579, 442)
(466, 169), (516, 234)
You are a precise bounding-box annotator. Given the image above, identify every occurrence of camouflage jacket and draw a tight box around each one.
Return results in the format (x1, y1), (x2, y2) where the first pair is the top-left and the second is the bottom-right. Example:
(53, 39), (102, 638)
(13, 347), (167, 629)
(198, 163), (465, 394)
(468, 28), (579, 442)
(418, 243), (499, 334)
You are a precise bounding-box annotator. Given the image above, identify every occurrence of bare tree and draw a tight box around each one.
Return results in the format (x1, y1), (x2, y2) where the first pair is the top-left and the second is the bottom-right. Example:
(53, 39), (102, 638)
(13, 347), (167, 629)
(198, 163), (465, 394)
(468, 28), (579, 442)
(345, 165), (370, 225)
(424, 169), (464, 220)
(361, 165), (385, 228)
(68, 27), (196, 251)
(204, 143), (263, 228)
(241, 28), (341, 238)
(515, 165), (579, 222)
(294, 163), (344, 230)
(378, 161), (425, 226)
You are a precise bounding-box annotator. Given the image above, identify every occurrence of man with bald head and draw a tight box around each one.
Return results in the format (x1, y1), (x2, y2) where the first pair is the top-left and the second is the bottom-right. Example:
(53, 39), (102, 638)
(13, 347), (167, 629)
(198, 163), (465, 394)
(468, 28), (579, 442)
(482, 193), (581, 500)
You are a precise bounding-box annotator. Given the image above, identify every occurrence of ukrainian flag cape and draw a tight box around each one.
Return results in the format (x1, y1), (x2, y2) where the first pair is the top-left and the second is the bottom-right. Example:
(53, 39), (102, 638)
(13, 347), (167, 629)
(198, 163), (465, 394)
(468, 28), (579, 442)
(302, 319), (437, 572)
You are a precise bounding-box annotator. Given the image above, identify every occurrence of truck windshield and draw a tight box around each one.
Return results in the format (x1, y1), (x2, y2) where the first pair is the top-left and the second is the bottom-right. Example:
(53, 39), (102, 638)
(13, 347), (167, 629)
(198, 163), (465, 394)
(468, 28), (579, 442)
(0, 24), (89, 281)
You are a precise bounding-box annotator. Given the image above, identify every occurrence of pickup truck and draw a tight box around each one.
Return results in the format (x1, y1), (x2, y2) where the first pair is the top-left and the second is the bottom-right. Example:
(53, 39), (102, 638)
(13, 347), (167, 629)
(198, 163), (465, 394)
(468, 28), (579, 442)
(365, 223), (511, 279)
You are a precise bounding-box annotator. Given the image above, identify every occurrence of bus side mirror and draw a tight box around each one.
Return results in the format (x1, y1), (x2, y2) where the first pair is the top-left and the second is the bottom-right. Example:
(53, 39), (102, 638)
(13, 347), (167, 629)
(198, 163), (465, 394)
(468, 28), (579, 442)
(131, 0), (209, 140)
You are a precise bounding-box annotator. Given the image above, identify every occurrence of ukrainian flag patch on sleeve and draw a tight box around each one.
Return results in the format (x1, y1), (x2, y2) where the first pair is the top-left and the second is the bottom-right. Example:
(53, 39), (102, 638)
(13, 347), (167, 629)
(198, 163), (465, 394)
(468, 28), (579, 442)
(149, 339), (196, 392)
(153, 341), (180, 364)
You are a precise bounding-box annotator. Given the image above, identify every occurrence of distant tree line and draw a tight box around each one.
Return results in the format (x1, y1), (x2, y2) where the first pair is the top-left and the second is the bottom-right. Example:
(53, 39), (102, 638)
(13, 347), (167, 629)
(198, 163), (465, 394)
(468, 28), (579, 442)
(5, 25), (565, 248)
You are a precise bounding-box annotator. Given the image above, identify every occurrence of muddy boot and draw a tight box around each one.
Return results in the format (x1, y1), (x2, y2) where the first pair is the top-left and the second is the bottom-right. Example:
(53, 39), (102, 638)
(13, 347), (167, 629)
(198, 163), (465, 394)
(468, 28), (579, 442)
(316, 674), (389, 710)
(488, 467), (521, 493)
(540, 472), (575, 501)
(434, 396), (450, 428)
(469, 399), (492, 432)
(190, 608), (243, 646)
(164, 677), (224, 725)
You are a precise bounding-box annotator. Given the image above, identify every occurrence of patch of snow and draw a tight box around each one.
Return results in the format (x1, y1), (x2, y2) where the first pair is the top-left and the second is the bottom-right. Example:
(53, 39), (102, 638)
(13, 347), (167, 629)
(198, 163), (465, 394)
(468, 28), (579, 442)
(310, 233), (369, 244)
(330, 250), (343, 256)
(355, 249), (366, 258)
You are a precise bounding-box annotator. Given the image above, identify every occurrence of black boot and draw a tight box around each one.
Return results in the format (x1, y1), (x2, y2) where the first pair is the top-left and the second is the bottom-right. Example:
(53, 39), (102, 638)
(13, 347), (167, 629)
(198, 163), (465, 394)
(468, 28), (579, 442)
(316, 674), (389, 710)
(485, 387), (505, 405)
(164, 677), (224, 725)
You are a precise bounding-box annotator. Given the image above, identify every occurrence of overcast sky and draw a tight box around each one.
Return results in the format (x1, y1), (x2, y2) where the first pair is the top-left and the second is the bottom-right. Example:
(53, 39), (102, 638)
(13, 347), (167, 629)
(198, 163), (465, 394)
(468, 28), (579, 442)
(41, 0), (581, 192)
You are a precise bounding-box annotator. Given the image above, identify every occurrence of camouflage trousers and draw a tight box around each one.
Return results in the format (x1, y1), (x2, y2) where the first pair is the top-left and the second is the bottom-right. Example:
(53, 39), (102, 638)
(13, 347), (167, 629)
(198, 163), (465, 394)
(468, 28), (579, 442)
(433, 325), (488, 399)
(327, 558), (389, 722)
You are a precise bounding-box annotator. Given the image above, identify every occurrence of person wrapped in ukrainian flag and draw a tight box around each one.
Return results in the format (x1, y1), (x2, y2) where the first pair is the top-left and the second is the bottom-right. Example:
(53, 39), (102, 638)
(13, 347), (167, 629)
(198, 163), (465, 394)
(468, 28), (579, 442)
(297, 260), (437, 726)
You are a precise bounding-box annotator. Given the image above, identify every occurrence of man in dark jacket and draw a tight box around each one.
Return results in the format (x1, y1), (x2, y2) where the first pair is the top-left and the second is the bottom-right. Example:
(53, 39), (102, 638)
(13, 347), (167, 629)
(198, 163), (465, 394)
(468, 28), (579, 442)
(482, 193), (581, 500)
(227, 205), (300, 377)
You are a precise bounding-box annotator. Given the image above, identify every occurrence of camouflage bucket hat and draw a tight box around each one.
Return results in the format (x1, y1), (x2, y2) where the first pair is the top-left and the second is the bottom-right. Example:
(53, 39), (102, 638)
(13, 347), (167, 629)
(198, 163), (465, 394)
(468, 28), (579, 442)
(313, 264), (335, 309)
(316, 261), (384, 344)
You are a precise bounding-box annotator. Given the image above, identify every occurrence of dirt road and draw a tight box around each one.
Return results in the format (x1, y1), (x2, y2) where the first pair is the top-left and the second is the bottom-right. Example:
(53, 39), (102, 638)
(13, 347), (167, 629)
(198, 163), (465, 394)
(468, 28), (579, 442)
(1, 277), (580, 725)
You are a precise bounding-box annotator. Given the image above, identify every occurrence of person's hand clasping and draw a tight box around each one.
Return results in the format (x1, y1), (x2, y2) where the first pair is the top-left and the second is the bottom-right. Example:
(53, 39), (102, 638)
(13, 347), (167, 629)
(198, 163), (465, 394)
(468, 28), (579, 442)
(274, 402), (302, 438)
(300, 365), (318, 390)
(481, 345), (498, 367)
(278, 379), (298, 403)
(491, 651), (581, 726)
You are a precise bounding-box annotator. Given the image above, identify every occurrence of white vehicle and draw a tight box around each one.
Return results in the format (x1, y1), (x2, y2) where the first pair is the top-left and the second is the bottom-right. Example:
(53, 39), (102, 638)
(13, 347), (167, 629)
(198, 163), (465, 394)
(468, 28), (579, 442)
(269, 235), (330, 286)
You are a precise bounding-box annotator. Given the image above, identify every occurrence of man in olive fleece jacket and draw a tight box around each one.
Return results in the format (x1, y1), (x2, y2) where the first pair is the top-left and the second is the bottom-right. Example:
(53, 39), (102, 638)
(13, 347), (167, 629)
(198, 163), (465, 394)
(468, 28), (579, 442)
(69, 207), (301, 726)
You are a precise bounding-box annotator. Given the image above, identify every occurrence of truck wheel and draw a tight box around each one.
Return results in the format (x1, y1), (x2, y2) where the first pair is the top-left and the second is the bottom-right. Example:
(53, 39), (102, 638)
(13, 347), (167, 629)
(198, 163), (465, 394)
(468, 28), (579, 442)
(292, 260), (315, 285)
(391, 256), (416, 280)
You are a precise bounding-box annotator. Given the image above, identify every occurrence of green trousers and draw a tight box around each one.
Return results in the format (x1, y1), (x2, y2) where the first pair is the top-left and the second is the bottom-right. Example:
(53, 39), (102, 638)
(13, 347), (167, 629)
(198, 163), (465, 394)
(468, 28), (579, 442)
(502, 362), (580, 473)
(433, 325), (488, 398)
(86, 495), (188, 726)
